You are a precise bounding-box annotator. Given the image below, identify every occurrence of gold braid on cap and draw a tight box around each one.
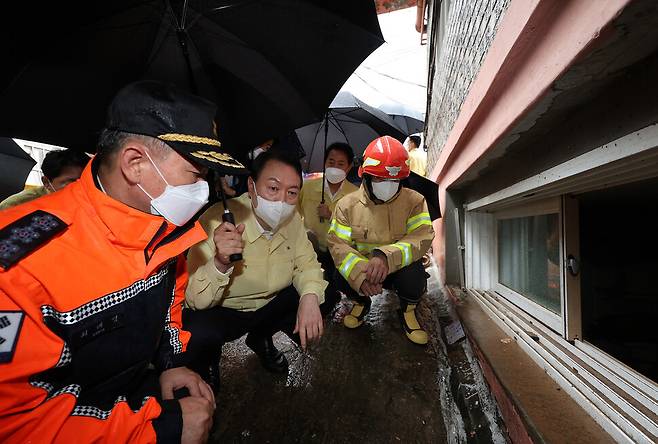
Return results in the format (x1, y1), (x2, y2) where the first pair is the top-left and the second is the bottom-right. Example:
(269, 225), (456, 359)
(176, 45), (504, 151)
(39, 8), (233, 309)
(190, 151), (245, 169)
(159, 133), (221, 147)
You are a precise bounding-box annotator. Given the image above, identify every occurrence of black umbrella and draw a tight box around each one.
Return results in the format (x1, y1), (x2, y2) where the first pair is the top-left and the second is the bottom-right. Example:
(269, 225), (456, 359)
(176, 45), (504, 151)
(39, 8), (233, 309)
(390, 114), (424, 136)
(0, 1), (383, 158)
(296, 91), (408, 173)
(0, 138), (36, 202)
(401, 171), (441, 221)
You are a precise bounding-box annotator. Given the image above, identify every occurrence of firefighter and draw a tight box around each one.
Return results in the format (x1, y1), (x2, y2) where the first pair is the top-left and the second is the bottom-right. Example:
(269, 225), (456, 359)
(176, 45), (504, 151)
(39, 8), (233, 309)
(327, 136), (435, 345)
(0, 81), (247, 443)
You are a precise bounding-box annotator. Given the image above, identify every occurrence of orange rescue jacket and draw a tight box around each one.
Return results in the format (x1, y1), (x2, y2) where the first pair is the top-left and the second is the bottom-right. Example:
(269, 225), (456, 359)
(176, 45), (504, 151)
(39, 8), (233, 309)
(0, 159), (206, 443)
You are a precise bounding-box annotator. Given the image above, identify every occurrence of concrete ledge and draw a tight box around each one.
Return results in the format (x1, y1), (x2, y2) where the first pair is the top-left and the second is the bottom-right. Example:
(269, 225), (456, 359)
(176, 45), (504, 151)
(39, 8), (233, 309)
(448, 286), (616, 444)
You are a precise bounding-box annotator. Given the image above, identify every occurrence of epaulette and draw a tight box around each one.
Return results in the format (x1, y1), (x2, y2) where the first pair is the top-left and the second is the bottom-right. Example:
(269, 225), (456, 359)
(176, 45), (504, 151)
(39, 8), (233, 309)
(0, 210), (67, 270)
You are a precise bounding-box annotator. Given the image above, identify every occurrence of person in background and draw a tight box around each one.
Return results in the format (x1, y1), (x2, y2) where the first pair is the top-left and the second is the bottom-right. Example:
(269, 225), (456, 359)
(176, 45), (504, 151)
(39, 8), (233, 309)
(328, 136), (435, 345)
(184, 150), (329, 388)
(247, 138), (274, 162)
(297, 142), (358, 287)
(228, 138), (276, 197)
(0, 80), (247, 443)
(406, 134), (427, 177)
(0, 148), (89, 210)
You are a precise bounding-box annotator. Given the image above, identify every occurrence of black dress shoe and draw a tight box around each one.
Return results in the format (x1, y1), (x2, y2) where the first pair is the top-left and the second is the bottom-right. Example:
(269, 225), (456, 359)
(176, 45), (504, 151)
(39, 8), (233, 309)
(190, 359), (221, 395)
(245, 333), (289, 374)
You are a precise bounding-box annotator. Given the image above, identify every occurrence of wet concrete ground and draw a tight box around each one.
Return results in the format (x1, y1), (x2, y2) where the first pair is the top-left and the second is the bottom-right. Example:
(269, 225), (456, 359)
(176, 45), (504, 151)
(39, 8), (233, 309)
(210, 286), (450, 443)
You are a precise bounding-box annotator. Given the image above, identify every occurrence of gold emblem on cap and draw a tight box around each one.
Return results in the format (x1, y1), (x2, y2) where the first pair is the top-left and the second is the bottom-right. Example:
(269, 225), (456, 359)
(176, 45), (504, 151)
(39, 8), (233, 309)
(159, 133), (221, 147)
(191, 150), (245, 169)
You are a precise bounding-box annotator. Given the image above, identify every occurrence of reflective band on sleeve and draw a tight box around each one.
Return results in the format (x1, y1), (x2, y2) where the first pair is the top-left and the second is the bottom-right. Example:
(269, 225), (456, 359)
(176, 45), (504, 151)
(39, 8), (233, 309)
(391, 242), (412, 267)
(328, 219), (352, 242)
(339, 252), (367, 280)
(406, 212), (432, 233)
(355, 242), (382, 254)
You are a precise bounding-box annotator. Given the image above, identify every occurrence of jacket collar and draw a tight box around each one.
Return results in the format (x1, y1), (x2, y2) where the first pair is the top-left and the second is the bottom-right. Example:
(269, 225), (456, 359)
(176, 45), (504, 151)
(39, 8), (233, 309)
(358, 184), (372, 205)
(77, 158), (206, 267)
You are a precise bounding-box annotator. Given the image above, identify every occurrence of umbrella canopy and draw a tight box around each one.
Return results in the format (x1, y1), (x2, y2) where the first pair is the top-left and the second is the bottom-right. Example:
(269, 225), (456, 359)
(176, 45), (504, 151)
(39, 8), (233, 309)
(391, 114), (424, 135)
(346, 92), (426, 136)
(401, 171), (441, 221)
(296, 91), (408, 173)
(375, 98), (425, 135)
(0, 138), (36, 202)
(0, 1), (383, 158)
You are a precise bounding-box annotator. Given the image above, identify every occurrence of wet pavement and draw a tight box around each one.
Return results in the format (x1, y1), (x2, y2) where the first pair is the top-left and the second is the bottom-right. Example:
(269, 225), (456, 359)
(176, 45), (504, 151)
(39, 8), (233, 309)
(210, 278), (450, 443)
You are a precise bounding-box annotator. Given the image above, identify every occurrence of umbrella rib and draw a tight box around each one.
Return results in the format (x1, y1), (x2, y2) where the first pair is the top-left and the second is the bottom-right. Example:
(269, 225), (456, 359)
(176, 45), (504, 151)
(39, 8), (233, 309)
(181, 0), (190, 28)
(327, 114), (351, 145)
(164, 0), (181, 29)
(185, 0), (260, 29)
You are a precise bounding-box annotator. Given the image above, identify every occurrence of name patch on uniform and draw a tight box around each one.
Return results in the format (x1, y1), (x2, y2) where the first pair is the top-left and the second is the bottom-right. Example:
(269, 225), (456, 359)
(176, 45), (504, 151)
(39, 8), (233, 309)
(0, 311), (25, 363)
(0, 210), (67, 270)
(71, 313), (125, 347)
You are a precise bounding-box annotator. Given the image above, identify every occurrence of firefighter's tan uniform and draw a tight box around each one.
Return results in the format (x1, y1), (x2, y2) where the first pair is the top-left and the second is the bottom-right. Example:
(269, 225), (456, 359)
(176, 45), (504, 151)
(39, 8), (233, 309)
(327, 186), (434, 292)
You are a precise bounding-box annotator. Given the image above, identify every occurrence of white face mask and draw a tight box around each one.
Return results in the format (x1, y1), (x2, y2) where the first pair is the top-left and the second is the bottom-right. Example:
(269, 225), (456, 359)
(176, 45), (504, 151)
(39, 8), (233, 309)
(250, 180), (296, 231)
(138, 151), (209, 226)
(250, 147), (265, 160)
(371, 180), (400, 202)
(325, 167), (347, 184)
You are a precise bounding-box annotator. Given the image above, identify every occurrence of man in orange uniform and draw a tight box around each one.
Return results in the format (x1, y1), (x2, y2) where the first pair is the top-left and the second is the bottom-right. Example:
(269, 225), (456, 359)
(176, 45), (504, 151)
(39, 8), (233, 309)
(0, 81), (246, 443)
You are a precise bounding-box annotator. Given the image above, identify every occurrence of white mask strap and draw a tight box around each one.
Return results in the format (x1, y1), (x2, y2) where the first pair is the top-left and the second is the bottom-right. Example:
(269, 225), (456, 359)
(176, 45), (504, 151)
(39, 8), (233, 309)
(143, 150), (170, 187)
(44, 177), (56, 193)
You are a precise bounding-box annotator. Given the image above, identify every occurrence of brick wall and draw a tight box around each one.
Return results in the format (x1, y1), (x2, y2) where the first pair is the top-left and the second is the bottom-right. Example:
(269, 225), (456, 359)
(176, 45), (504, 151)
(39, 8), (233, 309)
(425, 0), (511, 171)
(375, 0), (417, 14)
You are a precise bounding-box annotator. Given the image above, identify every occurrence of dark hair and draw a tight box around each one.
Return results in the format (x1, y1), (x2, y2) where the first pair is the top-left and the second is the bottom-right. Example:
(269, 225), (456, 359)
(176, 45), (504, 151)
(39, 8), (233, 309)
(409, 135), (421, 148)
(324, 142), (354, 164)
(96, 128), (168, 166)
(250, 149), (303, 187)
(41, 149), (90, 180)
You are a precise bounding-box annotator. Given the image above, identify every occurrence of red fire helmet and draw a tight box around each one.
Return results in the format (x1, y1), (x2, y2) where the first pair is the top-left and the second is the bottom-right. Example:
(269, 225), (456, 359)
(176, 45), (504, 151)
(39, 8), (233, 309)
(358, 135), (410, 179)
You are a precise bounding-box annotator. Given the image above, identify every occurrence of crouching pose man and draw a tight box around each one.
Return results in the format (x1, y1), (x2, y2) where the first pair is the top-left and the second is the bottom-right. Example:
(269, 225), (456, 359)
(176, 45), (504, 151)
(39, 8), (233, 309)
(184, 150), (330, 388)
(328, 136), (435, 345)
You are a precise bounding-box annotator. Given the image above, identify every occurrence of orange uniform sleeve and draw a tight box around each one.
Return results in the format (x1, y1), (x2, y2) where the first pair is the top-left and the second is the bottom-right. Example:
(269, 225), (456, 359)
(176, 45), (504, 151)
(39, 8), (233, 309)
(0, 287), (182, 444)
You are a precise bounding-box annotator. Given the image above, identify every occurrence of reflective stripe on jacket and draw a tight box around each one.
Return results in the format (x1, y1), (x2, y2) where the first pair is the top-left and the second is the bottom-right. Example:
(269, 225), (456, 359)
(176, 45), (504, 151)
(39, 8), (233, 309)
(0, 159), (206, 443)
(327, 185), (434, 292)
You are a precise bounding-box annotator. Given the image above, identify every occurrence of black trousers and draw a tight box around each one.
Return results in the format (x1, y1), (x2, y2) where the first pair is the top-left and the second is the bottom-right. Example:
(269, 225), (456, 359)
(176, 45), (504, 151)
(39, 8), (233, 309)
(316, 248), (339, 303)
(182, 285), (340, 371)
(316, 248), (336, 282)
(334, 259), (427, 307)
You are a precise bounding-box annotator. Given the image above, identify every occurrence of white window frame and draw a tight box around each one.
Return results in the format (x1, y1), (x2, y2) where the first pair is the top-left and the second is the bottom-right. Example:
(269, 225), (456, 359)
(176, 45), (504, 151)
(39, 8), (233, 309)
(492, 197), (564, 334)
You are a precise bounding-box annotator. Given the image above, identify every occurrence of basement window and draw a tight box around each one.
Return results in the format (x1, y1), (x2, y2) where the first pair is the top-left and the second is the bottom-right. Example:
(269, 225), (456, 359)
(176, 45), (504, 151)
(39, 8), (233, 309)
(493, 198), (563, 332)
